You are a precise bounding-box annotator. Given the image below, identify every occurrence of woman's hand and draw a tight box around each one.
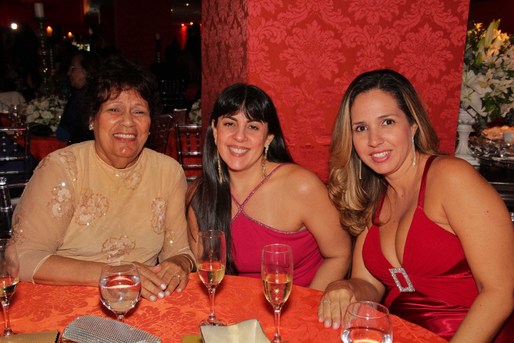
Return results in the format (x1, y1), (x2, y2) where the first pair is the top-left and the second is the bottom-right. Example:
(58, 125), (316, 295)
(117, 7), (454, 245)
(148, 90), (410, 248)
(318, 280), (357, 330)
(134, 254), (193, 301)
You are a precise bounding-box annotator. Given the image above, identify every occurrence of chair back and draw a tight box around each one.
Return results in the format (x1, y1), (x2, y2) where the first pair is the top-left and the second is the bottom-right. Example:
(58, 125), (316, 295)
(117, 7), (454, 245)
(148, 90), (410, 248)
(146, 113), (174, 155)
(159, 79), (187, 113)
(175, 123), (202, 182)
(0, 125), (33, 183)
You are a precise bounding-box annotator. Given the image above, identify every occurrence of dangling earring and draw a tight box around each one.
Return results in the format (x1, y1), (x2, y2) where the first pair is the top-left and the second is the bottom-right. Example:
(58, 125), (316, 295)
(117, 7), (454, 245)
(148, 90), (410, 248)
(262, 145), (269, 177)
(358, 159), (362, 180)
(217, 150), (223, 183)
(88, 122), (94, 131)
(412, 136), (417, 167)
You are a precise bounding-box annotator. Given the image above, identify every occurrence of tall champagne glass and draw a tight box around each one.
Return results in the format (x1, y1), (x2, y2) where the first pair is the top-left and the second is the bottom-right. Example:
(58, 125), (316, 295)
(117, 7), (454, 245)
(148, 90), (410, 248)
(99, 263), (141, 322)
(196, 230), (226, 326)
(0, 238), (19, 336)
(341, 301), (393, 343)
(261, 244), (293, 343)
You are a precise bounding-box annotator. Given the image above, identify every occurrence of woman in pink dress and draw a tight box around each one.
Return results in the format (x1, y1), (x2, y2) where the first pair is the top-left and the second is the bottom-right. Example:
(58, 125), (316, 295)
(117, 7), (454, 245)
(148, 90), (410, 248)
(318, 69), (513, 342)
(187, 83), (352, 291)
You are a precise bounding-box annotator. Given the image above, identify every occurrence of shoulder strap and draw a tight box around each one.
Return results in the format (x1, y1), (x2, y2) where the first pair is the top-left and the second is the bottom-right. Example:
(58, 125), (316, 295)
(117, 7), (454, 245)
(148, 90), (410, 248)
(231, 163), (285, 209)
(417, 155), (437, 208)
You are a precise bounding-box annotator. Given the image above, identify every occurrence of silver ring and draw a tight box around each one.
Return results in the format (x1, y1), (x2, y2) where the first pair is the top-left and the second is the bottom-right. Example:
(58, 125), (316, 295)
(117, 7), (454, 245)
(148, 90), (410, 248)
(173, 273), (182, 279)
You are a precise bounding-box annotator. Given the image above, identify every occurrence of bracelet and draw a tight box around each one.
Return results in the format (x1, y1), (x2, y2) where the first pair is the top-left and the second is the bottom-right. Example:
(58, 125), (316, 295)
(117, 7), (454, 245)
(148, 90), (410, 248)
(182, 254), (196, 273)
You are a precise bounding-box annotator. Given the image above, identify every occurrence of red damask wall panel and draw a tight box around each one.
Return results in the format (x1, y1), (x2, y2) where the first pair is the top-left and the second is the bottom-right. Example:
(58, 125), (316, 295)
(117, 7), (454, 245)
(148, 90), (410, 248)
(203, 0), (470, 181)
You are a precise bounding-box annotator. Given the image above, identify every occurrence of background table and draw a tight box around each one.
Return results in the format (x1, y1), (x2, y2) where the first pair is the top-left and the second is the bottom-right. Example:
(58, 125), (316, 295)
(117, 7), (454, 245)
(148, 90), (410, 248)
(29, 135), (67, 161)
(11, 275), (447, 343)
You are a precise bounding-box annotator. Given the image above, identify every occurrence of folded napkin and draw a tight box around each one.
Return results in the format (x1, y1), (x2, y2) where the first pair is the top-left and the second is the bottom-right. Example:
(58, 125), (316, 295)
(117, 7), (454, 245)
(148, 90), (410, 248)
(200, 319), (270, 343)
(62, 315), (161, 343)
(0, 331), (59, 343)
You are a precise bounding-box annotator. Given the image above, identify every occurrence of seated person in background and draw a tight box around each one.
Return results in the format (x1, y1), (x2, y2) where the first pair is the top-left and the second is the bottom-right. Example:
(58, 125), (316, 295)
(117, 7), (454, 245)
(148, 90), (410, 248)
(56, 50), (100, 144)
(13, 55), (194, 301)
(318, 69), (513, 342)
(187, 83), (352, 291)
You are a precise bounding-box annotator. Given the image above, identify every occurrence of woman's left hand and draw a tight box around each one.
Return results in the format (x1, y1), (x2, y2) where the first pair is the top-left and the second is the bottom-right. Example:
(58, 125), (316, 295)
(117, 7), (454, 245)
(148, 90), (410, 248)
(134, 254), (192, 301)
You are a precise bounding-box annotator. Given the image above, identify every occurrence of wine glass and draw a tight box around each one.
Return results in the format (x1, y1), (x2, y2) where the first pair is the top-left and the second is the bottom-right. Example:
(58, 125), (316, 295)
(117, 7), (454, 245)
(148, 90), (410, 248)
(196, 230), (226, 326)
(0, 239), (19, 336)
(99, 263), (141, 322)
(261, 244), (293, 343)
(341, 301), (393, 343)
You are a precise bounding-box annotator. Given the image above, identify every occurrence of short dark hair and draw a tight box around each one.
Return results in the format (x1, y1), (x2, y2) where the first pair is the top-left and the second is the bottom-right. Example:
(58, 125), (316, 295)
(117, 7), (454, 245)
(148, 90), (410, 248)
(83, 55), (161, 122)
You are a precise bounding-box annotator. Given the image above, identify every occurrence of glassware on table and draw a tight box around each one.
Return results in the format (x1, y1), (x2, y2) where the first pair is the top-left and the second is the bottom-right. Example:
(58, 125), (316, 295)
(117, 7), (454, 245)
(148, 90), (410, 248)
(261, 243), (293, 343)
(0, 238), (19, 336)
(99, 263), (141, 322)
(341, 301), (393, 343)
(196, 229), (227, 326)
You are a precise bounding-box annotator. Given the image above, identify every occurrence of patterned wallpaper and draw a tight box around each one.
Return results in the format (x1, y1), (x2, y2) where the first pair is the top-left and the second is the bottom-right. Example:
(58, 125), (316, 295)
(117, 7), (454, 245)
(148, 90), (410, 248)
(203, 0), (470, 181)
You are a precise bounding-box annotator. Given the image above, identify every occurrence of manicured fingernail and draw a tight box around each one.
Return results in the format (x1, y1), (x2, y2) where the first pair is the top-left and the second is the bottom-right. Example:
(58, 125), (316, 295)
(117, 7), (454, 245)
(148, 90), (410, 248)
(158, 291), (164, 299)
(160, 283), (166, 290)
(176, 287), (182, 293)
(318, 316), (323, 323)
(332, 322), (340, 330)
(324, 319), (331, 328)
(165, 290), (170, 297)
(150, 295), (157, 302)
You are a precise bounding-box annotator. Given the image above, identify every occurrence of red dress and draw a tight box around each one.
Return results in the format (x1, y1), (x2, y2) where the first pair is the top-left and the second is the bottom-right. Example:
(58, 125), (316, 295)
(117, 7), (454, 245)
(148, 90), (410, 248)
(231, 164), (323, 287)
(362, 156), (513, 341)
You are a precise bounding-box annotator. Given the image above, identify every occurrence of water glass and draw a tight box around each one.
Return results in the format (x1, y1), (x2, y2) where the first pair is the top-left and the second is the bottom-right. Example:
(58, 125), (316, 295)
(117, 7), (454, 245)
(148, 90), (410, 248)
(99, 263), (141, 322)
(341, 301), (392, 343)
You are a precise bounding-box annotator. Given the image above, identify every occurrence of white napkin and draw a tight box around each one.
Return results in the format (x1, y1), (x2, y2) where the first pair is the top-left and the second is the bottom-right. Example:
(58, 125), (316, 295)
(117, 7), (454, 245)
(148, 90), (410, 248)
(200, 319), (270, 343)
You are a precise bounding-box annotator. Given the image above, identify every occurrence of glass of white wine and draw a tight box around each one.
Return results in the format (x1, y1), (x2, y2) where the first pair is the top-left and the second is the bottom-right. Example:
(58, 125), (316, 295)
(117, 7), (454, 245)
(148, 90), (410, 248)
(261, 243), (293, 343)
(341, 301), (393, 343)
(99, 263), (141, 322)
(0, 238), (18, 336)
(196, 230), (226, 326)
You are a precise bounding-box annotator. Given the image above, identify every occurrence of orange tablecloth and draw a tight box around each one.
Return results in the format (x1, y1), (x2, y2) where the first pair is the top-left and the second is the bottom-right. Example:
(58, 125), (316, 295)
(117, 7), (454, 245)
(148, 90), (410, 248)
(10, 275), (446, 343)
(29, 135), (67, 161)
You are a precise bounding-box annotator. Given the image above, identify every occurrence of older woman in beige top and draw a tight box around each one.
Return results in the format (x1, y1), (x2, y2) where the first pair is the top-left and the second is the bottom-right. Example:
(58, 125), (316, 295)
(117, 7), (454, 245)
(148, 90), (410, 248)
(13, 56), (194, 301)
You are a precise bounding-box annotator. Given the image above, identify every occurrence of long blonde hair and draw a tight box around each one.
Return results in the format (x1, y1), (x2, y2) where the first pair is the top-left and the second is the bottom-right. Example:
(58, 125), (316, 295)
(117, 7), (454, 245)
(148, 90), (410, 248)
(329, 69), (439, 236)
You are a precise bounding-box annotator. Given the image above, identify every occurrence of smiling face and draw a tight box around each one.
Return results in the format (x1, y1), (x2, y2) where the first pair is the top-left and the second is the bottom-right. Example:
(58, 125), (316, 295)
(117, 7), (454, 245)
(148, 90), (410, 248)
(212, 112), (274, 175)
(351, 89), (417, 177)
(93, 89), (151, 169)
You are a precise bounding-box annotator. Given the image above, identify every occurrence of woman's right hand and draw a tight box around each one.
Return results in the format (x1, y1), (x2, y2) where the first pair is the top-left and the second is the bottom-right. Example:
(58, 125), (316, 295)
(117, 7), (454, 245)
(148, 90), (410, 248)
(318, 280), (357, 330)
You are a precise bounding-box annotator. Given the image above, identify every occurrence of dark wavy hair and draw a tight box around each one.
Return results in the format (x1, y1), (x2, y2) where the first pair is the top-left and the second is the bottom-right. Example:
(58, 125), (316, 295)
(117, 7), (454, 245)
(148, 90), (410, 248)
(188, 83), (294, 274)
(83, 55), (161, 122)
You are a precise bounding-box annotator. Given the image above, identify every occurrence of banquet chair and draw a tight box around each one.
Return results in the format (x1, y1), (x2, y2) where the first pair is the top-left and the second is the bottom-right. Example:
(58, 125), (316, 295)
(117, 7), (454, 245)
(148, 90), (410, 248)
(145, 113), (174, 155)
(0, 125), (34, 207)
(159, 79), (187, 113)
(175, 123), (202, 182)
(0, 125), (33, 183)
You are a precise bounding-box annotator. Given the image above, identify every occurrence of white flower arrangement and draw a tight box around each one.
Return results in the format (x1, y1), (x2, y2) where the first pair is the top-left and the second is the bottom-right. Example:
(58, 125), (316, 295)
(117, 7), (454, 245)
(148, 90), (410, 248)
(25, 95), (66, 132)
(460, 20), (514, 130)
(189, 99), (202, 124)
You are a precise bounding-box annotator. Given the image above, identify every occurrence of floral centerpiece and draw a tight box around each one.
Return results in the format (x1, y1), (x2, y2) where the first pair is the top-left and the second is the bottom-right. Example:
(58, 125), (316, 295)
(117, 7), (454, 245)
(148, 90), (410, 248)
(25, 95), (66, 132)
(460, 19), (514, 131)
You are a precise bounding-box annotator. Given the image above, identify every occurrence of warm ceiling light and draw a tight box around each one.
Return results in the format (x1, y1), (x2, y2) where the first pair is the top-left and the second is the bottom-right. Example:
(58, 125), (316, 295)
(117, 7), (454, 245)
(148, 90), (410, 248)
(10, 23), (18, 30)
(185, 3), (190, 6)
(190, 21), (193, 25)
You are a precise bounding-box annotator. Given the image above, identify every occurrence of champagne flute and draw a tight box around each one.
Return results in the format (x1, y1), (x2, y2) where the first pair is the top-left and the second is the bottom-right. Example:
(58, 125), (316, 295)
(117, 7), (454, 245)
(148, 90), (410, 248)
(341, 301), (393, 343)
(196, 230), (226, 326)
(0, 238), (19, 336)
(99, 263), (141, 322)
(261, 244), (293, 343)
